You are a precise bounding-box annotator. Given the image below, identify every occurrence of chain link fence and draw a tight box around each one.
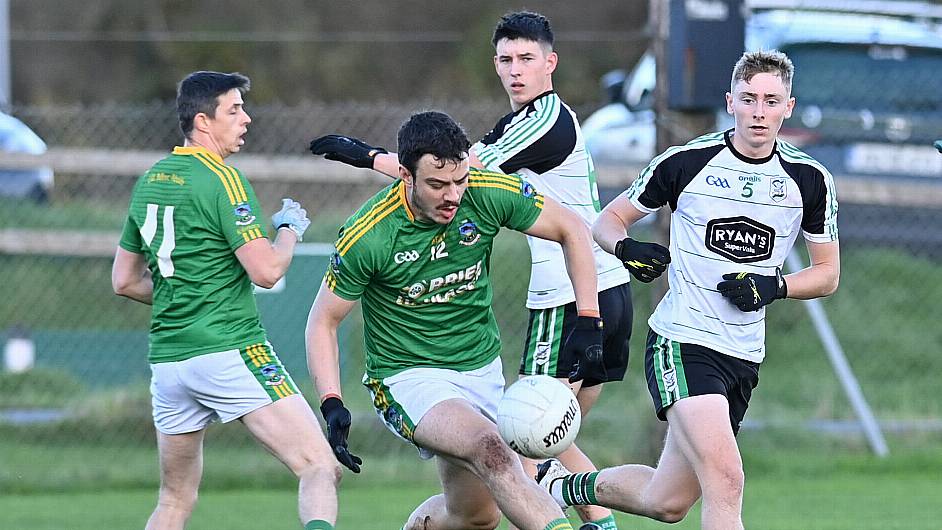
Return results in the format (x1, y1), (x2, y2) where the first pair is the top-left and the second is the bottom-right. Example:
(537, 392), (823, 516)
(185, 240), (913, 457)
(13, 99), (536, 155)
(1, 100), (941, 494)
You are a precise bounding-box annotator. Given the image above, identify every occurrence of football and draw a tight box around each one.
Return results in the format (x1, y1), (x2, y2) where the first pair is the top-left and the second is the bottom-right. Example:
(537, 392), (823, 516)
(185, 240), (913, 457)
(497, 375), (582, 459)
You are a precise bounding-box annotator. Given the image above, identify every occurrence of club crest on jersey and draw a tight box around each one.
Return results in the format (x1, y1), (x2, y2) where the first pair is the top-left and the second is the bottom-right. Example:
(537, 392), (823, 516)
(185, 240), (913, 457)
(458, 219), (480, 246)
(330, 251), (342, 275)
(521, 180), (537, 198)
(260, 364), (285, 386)
(233, 203), (256, 226)
(705, 216), (776, 263)
(770, 178), (788, 202)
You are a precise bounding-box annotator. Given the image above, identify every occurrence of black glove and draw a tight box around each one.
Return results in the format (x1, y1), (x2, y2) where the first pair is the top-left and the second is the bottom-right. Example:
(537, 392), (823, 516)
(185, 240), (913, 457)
(319, 397), (362, 473)
(309, 134), (388, 169)
(565, 316), (605, 383)
(614, 237), (670, 283)
(717, 267), (787, 312)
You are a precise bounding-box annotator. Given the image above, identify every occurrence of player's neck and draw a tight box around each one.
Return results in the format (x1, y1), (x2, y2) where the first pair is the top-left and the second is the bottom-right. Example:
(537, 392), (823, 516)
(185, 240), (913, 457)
(509, 80), (554, 112)
(184, 136), (227, 160)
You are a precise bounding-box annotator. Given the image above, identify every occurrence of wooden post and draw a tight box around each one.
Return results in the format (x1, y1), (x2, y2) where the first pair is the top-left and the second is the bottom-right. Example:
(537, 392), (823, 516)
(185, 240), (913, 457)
(635, 0), (717, 464)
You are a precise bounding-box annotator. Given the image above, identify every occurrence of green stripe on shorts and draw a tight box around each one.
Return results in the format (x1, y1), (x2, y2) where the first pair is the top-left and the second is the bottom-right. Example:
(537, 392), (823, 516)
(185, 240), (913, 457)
(652, 334), (689, 409)
(523, 305), (565, 376)
(240, 343), (298, 401)
(362, 375), (417, 442)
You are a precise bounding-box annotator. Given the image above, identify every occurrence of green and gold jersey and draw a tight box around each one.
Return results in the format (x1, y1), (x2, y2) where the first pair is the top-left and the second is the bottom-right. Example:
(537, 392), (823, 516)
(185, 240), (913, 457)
(327, 168), (545, 378)
(119, 146), (269, 363)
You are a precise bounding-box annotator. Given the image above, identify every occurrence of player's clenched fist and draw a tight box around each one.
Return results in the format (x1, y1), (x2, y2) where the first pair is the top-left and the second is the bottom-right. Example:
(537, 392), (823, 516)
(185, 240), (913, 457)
(614, 237), (670, 283)
(717, 268), (787, 312)
(271, 198), (311, 242)
(565, 316), (605, 383)
(319, 397), (363, 473)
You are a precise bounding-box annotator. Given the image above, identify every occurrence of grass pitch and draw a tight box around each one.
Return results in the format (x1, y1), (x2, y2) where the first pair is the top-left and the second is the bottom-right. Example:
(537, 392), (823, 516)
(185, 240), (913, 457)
(2, 444), (940, 530)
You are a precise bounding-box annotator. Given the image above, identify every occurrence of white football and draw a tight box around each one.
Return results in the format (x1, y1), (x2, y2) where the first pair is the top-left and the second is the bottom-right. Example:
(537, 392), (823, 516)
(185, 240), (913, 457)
(497, 375), (582, 459)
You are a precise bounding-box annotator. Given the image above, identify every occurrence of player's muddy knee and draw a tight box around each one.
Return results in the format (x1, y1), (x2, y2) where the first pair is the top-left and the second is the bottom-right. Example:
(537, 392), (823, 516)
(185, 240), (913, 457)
(471, 431), (516, 475)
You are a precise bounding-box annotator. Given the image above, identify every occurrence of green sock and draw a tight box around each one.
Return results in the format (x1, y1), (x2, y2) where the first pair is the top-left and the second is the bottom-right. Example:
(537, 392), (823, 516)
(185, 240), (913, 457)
(303, 520), (333, 530)
(591, 514), (618, 530)
(561, 471), (600, 506)
(543, 518), (573, 530)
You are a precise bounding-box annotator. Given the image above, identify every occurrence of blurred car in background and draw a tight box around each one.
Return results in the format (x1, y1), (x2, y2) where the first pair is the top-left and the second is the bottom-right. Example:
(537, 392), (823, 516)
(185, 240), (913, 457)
(582, 0), (942, 180)
(0, 112), (54, 201)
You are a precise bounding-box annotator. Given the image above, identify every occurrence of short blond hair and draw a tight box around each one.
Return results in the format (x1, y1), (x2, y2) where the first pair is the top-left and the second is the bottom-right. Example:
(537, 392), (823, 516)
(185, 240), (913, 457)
(730, 50), (794, 94)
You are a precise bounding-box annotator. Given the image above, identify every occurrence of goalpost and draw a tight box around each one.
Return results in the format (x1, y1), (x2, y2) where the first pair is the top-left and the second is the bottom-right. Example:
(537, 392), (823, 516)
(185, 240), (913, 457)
(785, 251), (888, 457)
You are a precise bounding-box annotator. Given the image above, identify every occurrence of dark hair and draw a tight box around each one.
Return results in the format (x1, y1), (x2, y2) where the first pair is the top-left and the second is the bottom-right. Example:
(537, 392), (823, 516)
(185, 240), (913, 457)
(176, 71), (250, 138)
(492, 11), (554, 48)
(397, 111), (470, 177)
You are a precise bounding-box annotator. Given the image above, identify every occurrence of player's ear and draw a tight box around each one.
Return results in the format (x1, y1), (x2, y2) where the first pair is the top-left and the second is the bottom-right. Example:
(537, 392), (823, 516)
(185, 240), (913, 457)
(784, 96), (796, 119)
(399, 165), (413, 185)
(726, 92), (734, 115)
(193, 112), (212, 134)
(545, 51), (558, 75)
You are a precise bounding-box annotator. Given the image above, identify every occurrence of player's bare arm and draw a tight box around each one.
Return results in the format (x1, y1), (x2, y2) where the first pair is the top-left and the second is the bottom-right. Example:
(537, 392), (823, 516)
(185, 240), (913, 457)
(305, 283), (356, 400)
(111, 247), (154, 304)
(305, 283), (363, 473)
(236, 197), (311, 288)
(592, 198), (649, 254)
(782, 240), (840, 299)
(524, 196), (599, 314)
(594, 197), (670, 284)
(235, 230), (298, 289)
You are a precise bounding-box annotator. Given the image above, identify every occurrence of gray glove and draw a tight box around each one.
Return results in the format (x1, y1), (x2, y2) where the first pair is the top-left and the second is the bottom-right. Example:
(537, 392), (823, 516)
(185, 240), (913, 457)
(271, 198), (311, 242)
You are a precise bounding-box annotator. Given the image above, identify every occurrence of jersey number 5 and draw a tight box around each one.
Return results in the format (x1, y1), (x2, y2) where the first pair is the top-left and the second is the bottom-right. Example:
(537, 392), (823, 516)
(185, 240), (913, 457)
(140, 203), (176, 278)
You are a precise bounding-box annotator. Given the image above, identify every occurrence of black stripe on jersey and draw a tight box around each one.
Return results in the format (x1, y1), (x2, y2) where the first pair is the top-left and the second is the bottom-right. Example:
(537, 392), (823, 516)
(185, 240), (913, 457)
(479, 91), (576, 175)
(637, 144), (725, 211)
(777, 157), (831, 236)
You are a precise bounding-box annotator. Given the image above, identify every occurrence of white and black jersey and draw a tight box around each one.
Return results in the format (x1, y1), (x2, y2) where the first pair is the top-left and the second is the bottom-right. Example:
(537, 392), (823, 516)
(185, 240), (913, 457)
(473, 90), (630, 309)
(624, 130), (838, 363)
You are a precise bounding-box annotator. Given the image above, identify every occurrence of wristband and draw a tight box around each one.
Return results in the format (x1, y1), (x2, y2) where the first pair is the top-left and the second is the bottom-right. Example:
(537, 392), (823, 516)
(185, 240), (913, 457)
(320, 392), (341, 404)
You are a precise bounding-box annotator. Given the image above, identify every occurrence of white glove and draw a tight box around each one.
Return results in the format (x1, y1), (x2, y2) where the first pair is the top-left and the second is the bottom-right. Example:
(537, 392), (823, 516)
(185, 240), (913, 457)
(271, 198), (311, 242)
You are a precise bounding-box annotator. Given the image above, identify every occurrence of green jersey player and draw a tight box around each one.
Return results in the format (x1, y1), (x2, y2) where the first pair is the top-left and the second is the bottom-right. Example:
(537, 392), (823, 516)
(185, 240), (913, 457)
(309, 14), (637, 530)
(306, 111), (604, 530)
(112, 71), (339, 530)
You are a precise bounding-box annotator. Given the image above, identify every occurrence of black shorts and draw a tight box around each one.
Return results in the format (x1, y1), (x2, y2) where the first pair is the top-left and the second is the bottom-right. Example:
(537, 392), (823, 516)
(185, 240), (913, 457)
(644, 329), (760, 435)
(519, 283), (633, 388)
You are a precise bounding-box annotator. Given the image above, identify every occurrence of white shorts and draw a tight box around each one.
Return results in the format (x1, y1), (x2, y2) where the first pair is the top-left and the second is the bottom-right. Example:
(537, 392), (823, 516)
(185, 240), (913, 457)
(362, 357), (505, 459)
(150, 343), (299, 435)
